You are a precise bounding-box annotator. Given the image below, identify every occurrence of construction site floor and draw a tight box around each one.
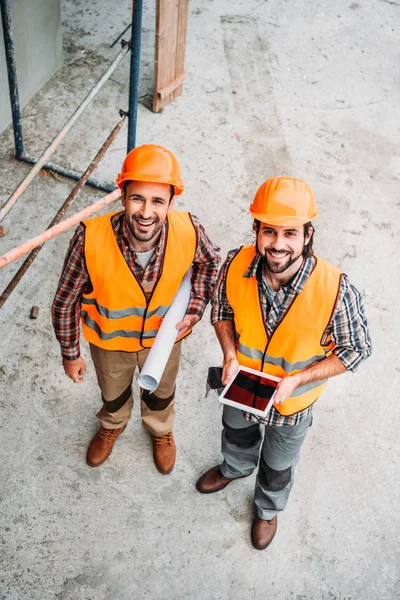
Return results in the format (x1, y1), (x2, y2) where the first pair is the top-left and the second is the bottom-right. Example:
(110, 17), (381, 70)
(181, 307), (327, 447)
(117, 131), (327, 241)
(0, 0), (398, 599)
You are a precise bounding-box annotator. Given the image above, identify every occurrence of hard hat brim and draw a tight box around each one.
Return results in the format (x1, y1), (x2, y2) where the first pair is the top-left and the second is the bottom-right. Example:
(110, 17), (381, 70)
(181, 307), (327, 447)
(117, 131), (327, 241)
(250, 209), (318, 226)
(116, 171), (184, 195)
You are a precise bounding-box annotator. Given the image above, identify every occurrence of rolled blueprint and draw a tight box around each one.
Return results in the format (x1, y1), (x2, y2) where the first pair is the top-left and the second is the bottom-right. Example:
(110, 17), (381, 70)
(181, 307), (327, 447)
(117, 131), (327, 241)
(138, 267), (192, 392)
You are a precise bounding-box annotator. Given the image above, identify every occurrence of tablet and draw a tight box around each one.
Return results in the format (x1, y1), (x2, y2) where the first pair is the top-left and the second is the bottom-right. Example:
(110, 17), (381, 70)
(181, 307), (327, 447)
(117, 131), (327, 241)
(218, 366), (281, 417)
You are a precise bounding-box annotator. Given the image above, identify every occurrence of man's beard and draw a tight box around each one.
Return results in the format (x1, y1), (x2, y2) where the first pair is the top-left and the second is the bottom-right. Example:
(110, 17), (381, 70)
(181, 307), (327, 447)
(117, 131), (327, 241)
(126, 214), (162, 242)
(262, 244), (305, 274)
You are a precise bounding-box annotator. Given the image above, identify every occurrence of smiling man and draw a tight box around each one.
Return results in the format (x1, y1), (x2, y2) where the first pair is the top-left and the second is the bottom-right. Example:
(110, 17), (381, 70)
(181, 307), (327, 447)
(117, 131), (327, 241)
(52, 144), (221, 473)
(196, 176), (372, 550)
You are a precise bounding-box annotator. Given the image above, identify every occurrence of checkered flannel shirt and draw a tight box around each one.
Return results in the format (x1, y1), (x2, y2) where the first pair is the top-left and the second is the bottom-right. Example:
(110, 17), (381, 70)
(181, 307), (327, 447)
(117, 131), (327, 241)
(52, 211), (221, 360)
(211, 248), (372, 426)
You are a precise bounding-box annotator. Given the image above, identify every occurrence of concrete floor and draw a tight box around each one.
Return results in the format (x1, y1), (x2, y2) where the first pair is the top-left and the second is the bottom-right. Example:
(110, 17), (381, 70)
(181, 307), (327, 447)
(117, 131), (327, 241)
(0, 0), (399, 598)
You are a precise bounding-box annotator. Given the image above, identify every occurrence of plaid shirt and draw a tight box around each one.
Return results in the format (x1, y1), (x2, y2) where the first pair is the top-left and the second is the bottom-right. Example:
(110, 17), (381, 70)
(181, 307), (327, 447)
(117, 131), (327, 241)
(52, 211), (221, 360)
(211, 248), (372, 426)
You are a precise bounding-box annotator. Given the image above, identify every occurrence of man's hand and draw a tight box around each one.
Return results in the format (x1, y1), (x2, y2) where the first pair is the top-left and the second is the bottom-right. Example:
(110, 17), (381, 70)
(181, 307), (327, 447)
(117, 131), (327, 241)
(176, 313), (201, 338)
(62, 357), (86, 383)
(213, 321), (239, 385)
(222, 357), (239, 386)
(274, 354), (347, 405)
(273, 374), (301, 405)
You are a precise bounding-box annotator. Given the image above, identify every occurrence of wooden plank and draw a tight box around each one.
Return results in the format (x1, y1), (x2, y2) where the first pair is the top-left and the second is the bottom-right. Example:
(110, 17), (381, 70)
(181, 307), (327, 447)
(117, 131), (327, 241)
(158, 72), (186, 99)
(153, 0), (188, 112)
(153, 0), (177, 112)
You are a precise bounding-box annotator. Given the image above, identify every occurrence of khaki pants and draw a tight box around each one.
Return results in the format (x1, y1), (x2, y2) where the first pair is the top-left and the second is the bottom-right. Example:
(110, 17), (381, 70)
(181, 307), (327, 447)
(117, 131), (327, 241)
(89, 342), (182, 436)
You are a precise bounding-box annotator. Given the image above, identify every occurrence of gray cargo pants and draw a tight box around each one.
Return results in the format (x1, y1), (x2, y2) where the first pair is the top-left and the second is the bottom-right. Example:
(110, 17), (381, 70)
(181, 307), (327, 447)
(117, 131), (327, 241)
(220, 405), (312, 520)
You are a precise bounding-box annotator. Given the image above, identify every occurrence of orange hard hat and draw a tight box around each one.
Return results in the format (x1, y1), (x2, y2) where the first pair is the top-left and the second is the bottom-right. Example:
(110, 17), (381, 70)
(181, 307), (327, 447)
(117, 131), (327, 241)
(116, 144), (184, 195)
(249, 176), (318, 226)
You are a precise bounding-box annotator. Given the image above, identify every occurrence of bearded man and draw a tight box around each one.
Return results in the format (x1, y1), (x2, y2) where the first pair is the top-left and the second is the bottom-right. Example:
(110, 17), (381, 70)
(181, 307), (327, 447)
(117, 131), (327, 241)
(196, 176), (372, 550)
(52, 144), (221, 473)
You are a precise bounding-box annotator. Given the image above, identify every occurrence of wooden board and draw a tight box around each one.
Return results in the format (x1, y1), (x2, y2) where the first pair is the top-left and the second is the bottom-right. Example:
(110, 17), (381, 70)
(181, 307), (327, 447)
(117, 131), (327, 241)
(153, 0), (188, 112)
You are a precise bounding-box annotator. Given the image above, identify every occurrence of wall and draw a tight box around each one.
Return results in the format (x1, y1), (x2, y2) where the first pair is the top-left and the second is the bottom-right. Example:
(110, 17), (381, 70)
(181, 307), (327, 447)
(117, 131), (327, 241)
(0, 0), (62, 135)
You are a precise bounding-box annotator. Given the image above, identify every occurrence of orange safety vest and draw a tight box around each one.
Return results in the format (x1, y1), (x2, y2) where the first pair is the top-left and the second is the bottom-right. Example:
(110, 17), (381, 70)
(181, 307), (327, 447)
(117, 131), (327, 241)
(80, 210), (197, 352)
(226, 246), (343, 416)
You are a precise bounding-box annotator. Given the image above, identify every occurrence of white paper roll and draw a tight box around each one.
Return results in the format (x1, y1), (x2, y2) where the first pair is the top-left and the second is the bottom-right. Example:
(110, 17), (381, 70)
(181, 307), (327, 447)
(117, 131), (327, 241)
(138, 268), (192, 392)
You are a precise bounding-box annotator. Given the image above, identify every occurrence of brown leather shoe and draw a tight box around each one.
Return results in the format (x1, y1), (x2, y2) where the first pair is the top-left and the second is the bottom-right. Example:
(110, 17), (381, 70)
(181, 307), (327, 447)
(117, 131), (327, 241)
(196, 465), (248, 494)
(86, 425), (126, 467)
(153, 432), (176, 474)
(251, 515), (278, 550)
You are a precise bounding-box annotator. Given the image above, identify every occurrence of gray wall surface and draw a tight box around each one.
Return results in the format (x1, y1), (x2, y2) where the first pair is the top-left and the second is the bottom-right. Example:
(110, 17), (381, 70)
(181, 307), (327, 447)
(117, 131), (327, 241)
(0, 0), (62, 135)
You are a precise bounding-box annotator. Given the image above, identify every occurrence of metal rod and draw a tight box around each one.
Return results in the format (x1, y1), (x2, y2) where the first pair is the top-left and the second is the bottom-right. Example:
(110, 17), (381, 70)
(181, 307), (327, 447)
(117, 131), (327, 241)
(0, 189), (120, 272)
(110, 23), (131, 48)
(0, 0), (24, 158)
(20, 154), (115, 193)
(127, 0), (143, 151)
(0, 117), (125, 308)
(0, 39), (131, 223)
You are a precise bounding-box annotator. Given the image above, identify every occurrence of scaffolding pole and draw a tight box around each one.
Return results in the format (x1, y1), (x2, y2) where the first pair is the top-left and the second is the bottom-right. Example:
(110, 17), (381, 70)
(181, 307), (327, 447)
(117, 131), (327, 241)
(20, 154), (115, 193)
(0, 38), (131, 223)
(0, 0), (24, 158)
(127, 0), (143, 151)
(0, 188), (120, 269)
(0, 117), (125, 308)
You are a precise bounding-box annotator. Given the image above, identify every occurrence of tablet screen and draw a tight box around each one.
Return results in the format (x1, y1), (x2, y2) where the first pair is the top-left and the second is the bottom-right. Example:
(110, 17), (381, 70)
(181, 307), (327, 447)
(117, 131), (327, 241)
(223, 370), (278, 413)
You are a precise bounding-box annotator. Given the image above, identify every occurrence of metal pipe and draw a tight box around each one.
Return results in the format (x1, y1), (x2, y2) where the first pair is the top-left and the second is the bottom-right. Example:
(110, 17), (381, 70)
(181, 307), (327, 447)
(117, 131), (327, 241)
(0, 189), (120, 272)
(110, 23), (131, 48)
(0, 39), (131, 223)
(127, 0), (143, 151)
(0, 0), (24, 158)
(20, 154), (115, 193)
(0, 116), (126, 308)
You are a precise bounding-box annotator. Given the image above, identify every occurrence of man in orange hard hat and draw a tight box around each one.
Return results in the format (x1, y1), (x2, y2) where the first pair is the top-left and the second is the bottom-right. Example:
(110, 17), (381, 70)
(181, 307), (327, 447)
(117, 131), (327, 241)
(196, 176), (372, 549)
(52, 144), (221, 473)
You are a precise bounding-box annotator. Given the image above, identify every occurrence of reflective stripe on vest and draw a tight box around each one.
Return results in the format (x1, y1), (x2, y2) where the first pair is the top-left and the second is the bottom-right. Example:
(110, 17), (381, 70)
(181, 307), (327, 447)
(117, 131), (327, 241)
(80, 210), (197, 352)
(81, 296), (170, 320)
(226, 247), (342, 416)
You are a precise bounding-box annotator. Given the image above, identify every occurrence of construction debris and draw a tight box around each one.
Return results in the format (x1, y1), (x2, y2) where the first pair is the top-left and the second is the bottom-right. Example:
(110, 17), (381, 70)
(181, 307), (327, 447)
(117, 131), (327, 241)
(29, 305), (39, 319)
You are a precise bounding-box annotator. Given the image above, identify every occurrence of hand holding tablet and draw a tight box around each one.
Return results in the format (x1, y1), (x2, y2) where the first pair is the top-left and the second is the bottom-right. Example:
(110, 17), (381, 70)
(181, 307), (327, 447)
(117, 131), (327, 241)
(218, 366), (281, 418)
